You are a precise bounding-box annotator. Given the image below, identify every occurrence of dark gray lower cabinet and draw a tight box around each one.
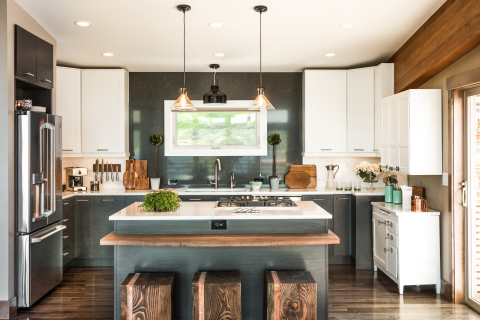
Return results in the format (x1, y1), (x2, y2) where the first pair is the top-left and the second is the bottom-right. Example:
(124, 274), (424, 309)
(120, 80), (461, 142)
(93, 196), (126, 263)
(75, 197), (94, 260)
(302, 195), (334, 257)
(333, 195), (352, 263)
(68, 197), (75, 264)
(125, 195), (145, 207)
(179, 195), (215, 202)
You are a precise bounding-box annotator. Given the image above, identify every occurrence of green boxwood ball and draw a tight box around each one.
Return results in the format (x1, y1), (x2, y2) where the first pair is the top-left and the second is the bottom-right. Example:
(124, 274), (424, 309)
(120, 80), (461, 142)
(150, 134), (162, 146)
(268, 133), (281, 146)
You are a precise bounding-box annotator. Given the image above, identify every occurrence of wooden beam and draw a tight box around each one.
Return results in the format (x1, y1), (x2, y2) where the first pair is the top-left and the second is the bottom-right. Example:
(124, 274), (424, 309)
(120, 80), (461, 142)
(100, 230), (340, 247)
(388, 0), (480, 93)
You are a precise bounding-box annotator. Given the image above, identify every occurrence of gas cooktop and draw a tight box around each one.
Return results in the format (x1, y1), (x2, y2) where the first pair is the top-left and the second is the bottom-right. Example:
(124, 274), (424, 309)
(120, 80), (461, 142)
(216, 196), (298, 208)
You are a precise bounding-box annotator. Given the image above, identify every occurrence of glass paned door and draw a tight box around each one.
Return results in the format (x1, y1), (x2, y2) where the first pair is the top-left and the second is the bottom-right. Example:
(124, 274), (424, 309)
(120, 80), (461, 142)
(465, 87), (480, 311)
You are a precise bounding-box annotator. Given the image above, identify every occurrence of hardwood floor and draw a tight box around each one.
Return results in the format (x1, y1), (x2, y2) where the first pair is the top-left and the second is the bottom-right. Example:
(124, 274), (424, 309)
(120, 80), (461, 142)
(12, 265), (480, 319)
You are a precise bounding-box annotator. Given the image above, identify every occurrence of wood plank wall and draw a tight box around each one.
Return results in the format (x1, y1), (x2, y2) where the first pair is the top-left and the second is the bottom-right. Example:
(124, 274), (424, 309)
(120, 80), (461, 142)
(388, 0), (480, 93)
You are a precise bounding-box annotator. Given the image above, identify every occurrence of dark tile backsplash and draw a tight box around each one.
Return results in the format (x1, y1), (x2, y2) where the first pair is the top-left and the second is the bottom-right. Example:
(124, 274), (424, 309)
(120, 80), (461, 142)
(129, 72), (302, 188)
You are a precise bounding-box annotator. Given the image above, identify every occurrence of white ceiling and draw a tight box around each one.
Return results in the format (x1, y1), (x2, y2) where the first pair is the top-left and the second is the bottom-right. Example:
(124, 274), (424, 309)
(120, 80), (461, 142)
(15, 0), (446, 72)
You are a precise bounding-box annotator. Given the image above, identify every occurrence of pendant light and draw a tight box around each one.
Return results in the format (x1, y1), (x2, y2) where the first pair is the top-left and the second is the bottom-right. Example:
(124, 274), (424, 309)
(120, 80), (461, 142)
(203, 64), (227, 104)
(249, 5), (274, 111)
(171, 5), (196, 111)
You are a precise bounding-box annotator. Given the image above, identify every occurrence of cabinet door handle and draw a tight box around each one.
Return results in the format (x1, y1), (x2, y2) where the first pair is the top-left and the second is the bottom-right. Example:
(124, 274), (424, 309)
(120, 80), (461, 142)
(97, 149), (108, 151)
(354, 149), (364, 151)
(373, 149), (379, 151)
(386, 234), (393, 240)
(312, 198), (324, 201)
(62, 236), (69, 239)
(77, 199), (89, 202)
(384, 248), (393, 253)
(61, 219), (68, 223)
(321, 149), (332, 151)
(41, 79), (52, 83)
(63, 202), (69, 206)
(103, 199), (115, 202)
(396, 166), (400, 171)
(23, 72), (35, 77)
(189, 199), (202, 201)
(337, 198), (349, 200)
(62, 149), (74, 152)
(62, 252), (69, 257)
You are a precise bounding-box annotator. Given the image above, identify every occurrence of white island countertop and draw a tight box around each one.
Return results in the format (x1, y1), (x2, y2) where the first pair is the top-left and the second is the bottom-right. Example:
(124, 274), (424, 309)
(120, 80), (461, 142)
(63, 187), (385, 199)
(109, 201), (332, 221)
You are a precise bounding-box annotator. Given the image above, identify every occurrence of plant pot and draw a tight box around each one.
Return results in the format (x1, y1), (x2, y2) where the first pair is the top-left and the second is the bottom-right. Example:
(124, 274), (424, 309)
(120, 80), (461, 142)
(270, 176), (280, 190)
(150, 178), (161, 190)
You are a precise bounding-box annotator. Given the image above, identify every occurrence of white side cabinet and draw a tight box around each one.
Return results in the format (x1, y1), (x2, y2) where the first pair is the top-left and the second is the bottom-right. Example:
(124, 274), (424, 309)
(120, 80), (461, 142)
(372, 203), (441, 295)
(81, 69), (129, 157)
(303, 63), (393, 157)
(56, 67), (82, 157)
(380, 89), (442, 175)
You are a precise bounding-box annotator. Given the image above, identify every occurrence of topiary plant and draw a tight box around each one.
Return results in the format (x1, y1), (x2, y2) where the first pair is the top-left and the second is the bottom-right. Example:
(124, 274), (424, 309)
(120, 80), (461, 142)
(150, 134), (163, 178)
(268, 133), (282, 177)
(138, 190), (182, 212)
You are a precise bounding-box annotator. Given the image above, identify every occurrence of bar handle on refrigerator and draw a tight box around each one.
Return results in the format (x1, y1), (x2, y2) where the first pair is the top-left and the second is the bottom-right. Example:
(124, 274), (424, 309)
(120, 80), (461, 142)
(31, 225), (66, 243)
(40, 123), (56, 216)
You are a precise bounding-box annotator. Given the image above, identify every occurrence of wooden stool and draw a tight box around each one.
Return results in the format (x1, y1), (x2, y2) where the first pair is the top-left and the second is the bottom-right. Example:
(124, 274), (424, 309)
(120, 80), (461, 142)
(265, 271), (317, 320)
(192, 271), (241, 320)
(120, 273), (175, 320)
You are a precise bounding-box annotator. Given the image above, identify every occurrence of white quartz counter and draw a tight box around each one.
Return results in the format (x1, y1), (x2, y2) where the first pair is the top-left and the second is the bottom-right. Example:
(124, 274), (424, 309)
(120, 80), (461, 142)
(109, 201), (333, 221)
(372, 202), (440, 216)
(62, 187), (384, 199)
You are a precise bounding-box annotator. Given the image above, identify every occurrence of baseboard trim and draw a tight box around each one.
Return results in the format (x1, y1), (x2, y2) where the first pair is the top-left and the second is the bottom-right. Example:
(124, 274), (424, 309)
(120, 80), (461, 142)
(441, 279), (453, 302)
(0, 296), (17, 319)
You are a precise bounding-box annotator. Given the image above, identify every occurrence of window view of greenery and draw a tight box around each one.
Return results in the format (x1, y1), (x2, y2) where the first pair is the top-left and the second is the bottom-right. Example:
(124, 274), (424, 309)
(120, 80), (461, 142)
(176, 112), (257, 146)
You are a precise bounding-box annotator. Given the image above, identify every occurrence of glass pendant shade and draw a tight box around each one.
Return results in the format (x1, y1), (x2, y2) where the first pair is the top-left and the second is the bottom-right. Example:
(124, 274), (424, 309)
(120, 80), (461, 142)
(171, 87), (196, 111)
(249, 87), (274, 110)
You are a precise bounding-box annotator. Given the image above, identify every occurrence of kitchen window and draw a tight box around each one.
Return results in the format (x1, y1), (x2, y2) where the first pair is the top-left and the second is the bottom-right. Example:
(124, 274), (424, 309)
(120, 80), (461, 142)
(164, 100), (268, 156)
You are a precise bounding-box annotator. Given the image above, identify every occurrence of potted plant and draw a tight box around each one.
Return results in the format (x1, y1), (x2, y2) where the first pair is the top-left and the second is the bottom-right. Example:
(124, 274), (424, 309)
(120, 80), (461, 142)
(138, 190), (182, 212)
(150, 134), (163, 190)
(268, 133), (281, 189)
(355, 161), (382, 191)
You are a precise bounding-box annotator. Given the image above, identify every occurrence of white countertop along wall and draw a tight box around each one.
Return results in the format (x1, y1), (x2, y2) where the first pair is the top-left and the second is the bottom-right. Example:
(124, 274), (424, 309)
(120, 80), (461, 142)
(372, 202), (440, 216)
(62, 187), (385, 199)
(109, 201), (333, 221)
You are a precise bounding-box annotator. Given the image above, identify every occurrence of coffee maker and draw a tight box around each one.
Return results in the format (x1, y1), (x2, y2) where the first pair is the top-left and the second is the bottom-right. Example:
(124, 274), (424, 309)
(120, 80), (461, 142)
(66, 167), (88, 191)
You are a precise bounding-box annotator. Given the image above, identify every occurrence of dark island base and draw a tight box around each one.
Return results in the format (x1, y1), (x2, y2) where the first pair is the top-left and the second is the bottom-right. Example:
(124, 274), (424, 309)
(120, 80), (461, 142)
(114, 245), (328, 320)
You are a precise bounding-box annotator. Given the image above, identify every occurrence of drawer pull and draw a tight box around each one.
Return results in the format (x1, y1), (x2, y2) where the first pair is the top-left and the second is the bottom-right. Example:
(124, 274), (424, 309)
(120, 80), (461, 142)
(63, 203), (69, 206)
(386, 234), (393, 240)
(380, 209), (390, 215)
(62, 219), (68, 223)
(337, 198), (349, 200)
(62, 252), (69, 257)
(62, 149), (74, 152)
(373, 149), (379, 151)
(23, 72), (35, 77)
(312, 198), (324, 201)
(103, 199), (115, 201)
(97, 149), (108, 151)
(321, 149), (332, 151)
(77, 199), (90, 202)
(42, 79), (52, 83)
(384, 248), (393, 253)
(62, 236), (69, 239)
(354, 149), (364, 151)
(189, 199), (202, 201)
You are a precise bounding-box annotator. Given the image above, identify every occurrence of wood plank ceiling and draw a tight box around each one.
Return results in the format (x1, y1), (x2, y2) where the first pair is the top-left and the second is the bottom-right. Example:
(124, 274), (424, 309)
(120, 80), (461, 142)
(388, 0), (480, 93)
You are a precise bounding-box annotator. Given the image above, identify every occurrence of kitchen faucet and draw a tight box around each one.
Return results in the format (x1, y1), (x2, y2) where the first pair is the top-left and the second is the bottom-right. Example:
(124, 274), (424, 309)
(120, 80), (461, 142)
(230, 172), (236, 189)
(210, 159), (222, 189)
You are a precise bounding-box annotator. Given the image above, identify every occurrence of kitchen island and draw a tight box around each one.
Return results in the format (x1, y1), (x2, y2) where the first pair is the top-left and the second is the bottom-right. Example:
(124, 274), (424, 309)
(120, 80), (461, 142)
(101, 200), (338, 320)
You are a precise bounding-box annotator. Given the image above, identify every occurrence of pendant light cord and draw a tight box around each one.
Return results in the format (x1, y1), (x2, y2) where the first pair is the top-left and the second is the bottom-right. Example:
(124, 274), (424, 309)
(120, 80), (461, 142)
(259, 10), (262, 87)
(183, 9), (186, 87)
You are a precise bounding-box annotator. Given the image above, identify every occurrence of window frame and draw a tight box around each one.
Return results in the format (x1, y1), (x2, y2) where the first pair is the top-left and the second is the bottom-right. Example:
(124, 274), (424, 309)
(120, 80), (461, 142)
(164, 100), (268, 156)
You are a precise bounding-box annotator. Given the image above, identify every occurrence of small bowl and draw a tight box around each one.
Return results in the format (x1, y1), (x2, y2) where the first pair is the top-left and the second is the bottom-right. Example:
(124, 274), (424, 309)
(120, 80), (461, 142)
(249, 181), (263, 191)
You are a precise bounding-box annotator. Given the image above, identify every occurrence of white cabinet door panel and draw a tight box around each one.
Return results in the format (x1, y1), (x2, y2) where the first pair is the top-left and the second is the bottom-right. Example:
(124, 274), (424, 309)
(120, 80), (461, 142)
(373, 214), (387, 270)
(397, 97), (410, 174)
(387, 244), (398, 278)
(347, 68), (375, 153)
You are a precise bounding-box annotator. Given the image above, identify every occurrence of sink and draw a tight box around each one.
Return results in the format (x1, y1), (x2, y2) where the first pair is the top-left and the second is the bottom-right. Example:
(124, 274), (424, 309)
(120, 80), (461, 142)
(184, 188), (241, 192)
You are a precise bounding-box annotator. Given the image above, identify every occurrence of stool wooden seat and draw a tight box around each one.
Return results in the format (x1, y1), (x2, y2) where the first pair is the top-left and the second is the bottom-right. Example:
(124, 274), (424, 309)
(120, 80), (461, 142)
(192, 271), (241, 320)
(265, 270), (317, 320)
(120, 272), (175, 320)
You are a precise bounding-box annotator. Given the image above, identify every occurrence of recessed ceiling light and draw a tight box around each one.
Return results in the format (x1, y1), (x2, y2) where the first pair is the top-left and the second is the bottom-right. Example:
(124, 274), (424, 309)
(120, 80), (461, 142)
(102, 52), (115, 57)
(208, 22), (224, 28)
(214, 53), (226, 57)
(325, 53), (336, 57)
(340, 22), (355, 28)
(74, 21), (92, 27)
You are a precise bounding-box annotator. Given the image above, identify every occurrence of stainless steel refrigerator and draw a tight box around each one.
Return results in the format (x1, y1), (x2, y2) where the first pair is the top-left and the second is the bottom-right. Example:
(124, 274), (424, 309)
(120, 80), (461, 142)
(16, 111), (64, 308)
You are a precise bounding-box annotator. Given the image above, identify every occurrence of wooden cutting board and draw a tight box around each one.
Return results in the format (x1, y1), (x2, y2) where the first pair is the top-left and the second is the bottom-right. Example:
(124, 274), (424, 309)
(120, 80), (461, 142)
(290, 165), (317, 188)
(135, 177), (150, 190)
(126, 160), (147, 177)
(123, 159), (137, 189)
(284, 171), (310, 189)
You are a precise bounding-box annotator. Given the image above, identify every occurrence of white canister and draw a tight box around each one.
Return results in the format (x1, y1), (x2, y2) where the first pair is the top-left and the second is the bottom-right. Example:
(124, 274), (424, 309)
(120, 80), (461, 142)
(401, 185), (412, 209)
(150, 178), (161, 190)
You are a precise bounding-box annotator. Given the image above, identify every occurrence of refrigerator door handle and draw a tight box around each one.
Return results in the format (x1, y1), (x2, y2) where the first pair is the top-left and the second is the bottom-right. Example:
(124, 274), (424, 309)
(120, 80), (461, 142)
(30, 225), (65, 243)
(40, 123), (56, 216)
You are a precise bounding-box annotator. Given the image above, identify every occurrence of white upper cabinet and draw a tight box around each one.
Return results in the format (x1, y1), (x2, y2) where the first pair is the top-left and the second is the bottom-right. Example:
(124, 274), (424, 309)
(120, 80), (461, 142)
(81, 69), (129, 157)
(56, 67), (82, 157)
(303, 63), (393, 157)
(347, 67), (375, 153)
(381, 89), (442, 175)
(303, 70), (347, 155)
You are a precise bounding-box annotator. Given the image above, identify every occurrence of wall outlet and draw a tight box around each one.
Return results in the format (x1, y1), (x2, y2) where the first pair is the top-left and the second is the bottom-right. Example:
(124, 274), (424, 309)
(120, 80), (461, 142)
(211, 220), (227, 230)
(442, 173), (448, 186)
